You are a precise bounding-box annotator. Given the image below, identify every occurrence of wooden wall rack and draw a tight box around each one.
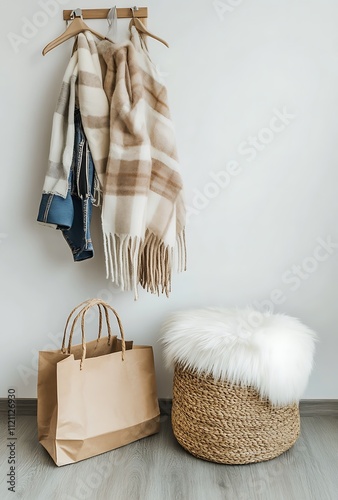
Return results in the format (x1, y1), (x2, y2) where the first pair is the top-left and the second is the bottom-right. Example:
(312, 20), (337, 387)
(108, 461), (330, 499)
(63, 7), (148, 21)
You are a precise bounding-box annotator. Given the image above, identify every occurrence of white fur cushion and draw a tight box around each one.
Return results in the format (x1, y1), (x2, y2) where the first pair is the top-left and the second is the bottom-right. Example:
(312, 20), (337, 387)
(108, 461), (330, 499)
(161, 308), (317, 406)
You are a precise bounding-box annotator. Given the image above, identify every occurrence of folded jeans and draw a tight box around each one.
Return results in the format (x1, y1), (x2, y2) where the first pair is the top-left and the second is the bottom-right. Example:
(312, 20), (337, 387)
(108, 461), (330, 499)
(37, 108), (97, 261)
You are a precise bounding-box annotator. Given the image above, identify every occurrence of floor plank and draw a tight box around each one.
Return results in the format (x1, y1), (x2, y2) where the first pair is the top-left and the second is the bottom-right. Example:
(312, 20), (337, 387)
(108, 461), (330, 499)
(0, 415), (337, 500)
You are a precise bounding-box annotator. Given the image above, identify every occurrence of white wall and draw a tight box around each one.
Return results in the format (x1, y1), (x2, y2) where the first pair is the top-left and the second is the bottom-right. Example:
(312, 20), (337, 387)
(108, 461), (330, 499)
(1, 0), (337, 399)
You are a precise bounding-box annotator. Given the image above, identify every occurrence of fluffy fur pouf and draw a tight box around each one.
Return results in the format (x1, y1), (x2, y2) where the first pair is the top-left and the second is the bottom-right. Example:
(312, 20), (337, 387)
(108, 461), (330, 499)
(161, 308), (317, 406)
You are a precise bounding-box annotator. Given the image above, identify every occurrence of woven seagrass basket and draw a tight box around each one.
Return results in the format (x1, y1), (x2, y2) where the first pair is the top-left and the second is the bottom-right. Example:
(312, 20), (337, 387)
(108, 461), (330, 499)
(172, 364), (300, 464)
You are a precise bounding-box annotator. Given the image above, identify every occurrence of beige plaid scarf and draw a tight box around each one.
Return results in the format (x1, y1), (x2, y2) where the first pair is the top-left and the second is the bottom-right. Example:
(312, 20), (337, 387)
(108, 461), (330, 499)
(97, 28), (186, 299)
(42, 32), (109, 198)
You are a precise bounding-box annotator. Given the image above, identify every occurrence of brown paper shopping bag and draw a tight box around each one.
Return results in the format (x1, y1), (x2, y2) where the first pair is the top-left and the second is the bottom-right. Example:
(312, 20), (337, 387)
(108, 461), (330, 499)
(37, 299), (160, 466)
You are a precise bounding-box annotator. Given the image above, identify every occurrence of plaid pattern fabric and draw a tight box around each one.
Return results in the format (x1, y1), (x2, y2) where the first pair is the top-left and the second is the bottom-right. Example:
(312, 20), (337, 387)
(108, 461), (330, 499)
(76, 34), (110, 185)
(42, 32), (109, 198)
(97, 28), (186, 298)
(42, 52), (78, 197)
(40, 30), (186, 298)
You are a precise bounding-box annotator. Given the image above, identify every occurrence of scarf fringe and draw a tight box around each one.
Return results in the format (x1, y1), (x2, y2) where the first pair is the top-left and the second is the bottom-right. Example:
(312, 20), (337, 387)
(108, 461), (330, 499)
(176, 229), (187, 274)
(103, 229), (187, 300)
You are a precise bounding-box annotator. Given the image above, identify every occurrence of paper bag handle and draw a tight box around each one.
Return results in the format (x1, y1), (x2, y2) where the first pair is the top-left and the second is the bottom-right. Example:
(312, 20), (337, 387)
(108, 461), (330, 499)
(62, 299), (108, 351)
(62, 299), (126, 369)
(64, 299), (113, 348)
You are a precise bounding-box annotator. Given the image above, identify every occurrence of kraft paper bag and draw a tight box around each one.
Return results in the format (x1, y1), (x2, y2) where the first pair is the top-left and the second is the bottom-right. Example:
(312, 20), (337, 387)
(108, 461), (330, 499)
(37, 299), (160, 466)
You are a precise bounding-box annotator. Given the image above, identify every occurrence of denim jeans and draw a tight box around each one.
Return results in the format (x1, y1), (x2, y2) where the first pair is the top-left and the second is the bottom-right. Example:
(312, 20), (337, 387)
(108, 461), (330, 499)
(38, 109), (97, 261)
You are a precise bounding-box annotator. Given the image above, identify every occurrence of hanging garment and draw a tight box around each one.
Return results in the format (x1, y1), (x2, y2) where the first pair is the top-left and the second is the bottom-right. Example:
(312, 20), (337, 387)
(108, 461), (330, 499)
(41, 32), (109, 199)
(37, 32), (110, 259)
(97, 27), (186, 299)
(37, 108), (98, 261)
(38, 30), (186, 298)
(41, 52), (78, 197)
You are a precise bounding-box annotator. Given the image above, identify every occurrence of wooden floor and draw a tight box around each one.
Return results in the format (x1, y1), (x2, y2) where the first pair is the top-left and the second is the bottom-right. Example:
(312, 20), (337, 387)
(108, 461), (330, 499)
(0, 415), (337, 500)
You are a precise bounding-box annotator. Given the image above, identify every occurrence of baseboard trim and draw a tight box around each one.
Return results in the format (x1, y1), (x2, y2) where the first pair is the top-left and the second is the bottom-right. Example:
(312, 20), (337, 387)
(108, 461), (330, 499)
(0, 398), (337, 417)
(299, 400), (338, 417)
(0, 398), (37, 416)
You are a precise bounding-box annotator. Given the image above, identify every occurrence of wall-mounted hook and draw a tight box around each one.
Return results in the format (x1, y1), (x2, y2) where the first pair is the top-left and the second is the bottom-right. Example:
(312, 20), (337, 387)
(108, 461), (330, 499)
(70, 8), (83, 20)
(106, 6), (118, 43)
(131, 6), (139, 17)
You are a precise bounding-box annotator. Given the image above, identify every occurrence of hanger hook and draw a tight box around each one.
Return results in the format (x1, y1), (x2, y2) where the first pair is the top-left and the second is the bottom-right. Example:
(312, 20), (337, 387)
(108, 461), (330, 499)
(70, 8), (83, 20)
(131, 6), (139, 18)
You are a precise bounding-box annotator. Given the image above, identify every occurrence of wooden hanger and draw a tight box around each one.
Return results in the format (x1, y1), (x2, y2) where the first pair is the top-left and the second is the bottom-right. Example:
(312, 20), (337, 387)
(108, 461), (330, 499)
(42, 8), (105, 56)
(129, 7), (169, 48)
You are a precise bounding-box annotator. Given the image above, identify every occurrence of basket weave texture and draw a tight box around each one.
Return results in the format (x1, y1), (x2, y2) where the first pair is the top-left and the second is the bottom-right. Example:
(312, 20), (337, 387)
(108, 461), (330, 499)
(172, 364), (300, 464)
